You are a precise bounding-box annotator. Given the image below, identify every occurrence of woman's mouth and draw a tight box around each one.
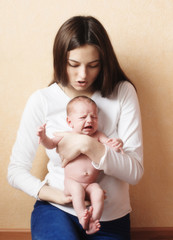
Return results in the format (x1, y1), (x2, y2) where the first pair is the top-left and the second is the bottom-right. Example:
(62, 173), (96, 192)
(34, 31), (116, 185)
(78, 81), (85, 83)
(77, 80), (87, 86)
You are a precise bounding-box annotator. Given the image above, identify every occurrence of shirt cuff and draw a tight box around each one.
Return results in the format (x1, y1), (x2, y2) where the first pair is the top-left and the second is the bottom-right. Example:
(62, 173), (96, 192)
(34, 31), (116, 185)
(36, 179), (49, 200)
(92, 144), (108, 169)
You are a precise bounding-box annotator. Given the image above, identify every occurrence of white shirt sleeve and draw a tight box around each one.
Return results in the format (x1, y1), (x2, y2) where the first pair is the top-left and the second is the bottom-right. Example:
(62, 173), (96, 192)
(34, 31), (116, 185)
(92, 82), (144, 185)
(8, 90), (47, 198)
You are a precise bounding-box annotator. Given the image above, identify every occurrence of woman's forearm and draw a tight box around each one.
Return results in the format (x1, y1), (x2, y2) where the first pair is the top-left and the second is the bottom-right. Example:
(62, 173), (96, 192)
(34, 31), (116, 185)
(57, 133), (106, 167)
(38, 184), (72, 205)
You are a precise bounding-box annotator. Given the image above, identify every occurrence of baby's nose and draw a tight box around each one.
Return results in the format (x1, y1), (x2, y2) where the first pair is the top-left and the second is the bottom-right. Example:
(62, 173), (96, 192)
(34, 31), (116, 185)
(86, 116), (92, 122)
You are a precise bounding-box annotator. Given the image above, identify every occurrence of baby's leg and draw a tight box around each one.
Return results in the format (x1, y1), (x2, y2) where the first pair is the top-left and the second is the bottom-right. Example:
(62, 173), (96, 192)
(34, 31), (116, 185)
(64, 179), (90, 230)
(85, 183), (104, 234)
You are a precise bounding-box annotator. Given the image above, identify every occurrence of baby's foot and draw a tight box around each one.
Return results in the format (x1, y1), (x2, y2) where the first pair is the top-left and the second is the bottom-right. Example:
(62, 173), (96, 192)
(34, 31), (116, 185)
(86, 218), (101, 235)
(79, 209), (90, 230)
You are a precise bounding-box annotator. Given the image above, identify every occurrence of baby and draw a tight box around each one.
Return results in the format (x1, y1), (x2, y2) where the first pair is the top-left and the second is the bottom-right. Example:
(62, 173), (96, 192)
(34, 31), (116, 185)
(37, 96), (124, 234)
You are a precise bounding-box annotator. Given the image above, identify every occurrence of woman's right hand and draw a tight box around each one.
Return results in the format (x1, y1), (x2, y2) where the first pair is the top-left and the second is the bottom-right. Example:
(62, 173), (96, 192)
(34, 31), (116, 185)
(38, 184), (72, 205)
(38, 184), (91, 207)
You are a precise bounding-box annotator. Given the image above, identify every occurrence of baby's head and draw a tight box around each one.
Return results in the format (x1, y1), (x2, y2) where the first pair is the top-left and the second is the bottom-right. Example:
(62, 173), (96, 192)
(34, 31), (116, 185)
(66, 96), (98, 135)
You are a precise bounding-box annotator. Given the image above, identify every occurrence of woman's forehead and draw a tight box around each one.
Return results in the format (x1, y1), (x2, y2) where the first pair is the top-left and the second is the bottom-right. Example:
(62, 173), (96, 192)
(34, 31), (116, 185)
(67, 44), (100, 63)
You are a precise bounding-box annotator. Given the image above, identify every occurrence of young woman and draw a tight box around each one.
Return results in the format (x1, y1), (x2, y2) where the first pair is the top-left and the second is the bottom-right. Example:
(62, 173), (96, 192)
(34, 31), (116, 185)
(8, 16), (143, 240)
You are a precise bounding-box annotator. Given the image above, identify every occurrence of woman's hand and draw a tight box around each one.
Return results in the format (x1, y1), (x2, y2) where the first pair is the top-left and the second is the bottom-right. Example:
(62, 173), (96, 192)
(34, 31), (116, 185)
(38, 184), (91, 207)
(38, 184), (72, 205)
(54, 132), (106, 167)
(55, 132), (86, 167)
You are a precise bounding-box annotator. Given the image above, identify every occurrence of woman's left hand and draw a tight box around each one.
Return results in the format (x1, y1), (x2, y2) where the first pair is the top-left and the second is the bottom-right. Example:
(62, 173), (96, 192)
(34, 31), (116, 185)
(54, 132), (105, 168)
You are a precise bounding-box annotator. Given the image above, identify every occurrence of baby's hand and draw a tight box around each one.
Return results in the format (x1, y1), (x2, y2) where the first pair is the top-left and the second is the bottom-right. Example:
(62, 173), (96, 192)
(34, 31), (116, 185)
(106, 138), (124, 153)
(37, 123), (46, 144)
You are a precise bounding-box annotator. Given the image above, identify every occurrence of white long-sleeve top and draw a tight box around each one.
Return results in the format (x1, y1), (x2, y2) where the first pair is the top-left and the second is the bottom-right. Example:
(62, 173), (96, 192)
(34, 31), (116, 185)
(8, 81), (143, 221)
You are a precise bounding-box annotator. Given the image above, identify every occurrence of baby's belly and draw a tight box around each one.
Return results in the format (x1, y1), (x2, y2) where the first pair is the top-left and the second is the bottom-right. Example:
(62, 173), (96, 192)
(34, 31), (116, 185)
(64, 154), (99, 184)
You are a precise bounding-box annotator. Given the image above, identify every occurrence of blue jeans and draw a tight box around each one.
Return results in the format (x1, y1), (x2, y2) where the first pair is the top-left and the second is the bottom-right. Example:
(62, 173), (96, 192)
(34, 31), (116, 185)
(31, 201), (131, 240)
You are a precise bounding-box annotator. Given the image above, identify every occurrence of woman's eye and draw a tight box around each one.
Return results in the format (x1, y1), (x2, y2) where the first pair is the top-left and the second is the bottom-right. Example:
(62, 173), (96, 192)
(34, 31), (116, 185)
(68, 63), (79, 68)
(88, 64), (100, 68)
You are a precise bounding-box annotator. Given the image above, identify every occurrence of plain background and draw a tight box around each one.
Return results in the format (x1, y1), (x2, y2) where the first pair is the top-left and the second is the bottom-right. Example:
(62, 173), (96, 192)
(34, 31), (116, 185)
(0, 0), (172, 229)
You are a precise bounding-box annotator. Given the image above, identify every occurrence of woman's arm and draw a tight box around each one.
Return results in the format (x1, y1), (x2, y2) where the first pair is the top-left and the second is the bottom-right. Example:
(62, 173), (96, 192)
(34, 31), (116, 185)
(8, 91), (68, 204)
(56, 133), (106, 168)
(38, 185), (72, 204)
(92, 82), (144, 185)
(7, 91), (47, 198)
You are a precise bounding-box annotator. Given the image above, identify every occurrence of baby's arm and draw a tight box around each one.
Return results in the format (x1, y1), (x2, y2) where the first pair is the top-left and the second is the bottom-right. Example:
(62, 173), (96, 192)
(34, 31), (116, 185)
(37, 124), (63, 149)
(96, 132), (124, 153)
(106, 138), (124, 153)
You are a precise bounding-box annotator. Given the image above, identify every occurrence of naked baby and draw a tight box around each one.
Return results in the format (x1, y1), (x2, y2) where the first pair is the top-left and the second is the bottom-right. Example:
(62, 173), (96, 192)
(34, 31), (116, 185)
(37, 96), (124, 234)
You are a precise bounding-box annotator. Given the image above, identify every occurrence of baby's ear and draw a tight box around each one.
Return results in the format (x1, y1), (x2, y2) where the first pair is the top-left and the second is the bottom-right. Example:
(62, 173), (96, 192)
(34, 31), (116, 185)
(66, 116), (73, 128)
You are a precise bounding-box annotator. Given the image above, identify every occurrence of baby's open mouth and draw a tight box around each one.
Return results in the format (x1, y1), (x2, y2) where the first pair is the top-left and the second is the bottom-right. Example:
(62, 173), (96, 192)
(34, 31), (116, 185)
(84, 126), (93, 129)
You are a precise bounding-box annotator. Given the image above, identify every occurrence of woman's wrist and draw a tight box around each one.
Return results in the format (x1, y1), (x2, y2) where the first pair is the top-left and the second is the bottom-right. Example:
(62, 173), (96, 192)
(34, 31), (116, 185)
(81, 135), (106, 165)
(38, 184), (72, 205)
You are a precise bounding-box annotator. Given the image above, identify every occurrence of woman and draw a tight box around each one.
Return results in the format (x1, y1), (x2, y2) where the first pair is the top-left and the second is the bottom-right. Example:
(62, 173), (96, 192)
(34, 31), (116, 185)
(8, 16), (143, 239)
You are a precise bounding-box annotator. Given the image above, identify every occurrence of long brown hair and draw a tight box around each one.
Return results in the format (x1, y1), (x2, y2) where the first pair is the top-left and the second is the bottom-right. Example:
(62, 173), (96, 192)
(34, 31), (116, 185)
(51, 16), (133, 97)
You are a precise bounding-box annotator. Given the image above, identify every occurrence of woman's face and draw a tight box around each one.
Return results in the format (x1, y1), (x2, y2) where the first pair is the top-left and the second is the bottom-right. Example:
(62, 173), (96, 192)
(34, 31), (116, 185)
(66, 44), (101, 96)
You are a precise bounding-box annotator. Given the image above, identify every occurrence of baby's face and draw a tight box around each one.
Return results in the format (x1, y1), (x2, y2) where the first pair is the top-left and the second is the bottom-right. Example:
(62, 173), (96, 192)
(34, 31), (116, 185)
(67, 101), (98, 135)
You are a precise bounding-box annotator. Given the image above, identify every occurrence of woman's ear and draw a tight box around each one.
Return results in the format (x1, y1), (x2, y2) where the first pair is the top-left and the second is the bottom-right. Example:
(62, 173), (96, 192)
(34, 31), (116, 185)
(66, 116), (73, 128)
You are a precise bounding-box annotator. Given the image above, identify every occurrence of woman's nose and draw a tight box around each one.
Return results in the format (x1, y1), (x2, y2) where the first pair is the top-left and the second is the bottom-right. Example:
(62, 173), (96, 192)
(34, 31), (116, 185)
(79, 66), (87, 79)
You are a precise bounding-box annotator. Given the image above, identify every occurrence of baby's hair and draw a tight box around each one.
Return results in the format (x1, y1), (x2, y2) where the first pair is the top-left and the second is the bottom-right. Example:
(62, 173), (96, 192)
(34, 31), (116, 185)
(67, 96), (98, 116)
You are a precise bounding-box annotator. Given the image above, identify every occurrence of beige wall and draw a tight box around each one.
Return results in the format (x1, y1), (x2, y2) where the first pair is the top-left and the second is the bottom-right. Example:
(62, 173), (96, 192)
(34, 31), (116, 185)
(0, 0), (173, 229)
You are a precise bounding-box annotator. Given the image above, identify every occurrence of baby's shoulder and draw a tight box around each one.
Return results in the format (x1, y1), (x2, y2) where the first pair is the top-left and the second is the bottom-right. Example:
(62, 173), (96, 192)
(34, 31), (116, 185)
(92, 131), (106, 140)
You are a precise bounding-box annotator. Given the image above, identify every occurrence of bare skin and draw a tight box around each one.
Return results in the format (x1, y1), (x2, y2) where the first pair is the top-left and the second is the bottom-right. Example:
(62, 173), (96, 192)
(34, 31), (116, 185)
(37, 100), (123, 234)
(38, 126), (123, 234)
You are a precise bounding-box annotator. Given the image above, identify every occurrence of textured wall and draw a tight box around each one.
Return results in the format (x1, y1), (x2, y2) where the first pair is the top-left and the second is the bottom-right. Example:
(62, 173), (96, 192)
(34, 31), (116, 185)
(0, 0), (172, 228)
